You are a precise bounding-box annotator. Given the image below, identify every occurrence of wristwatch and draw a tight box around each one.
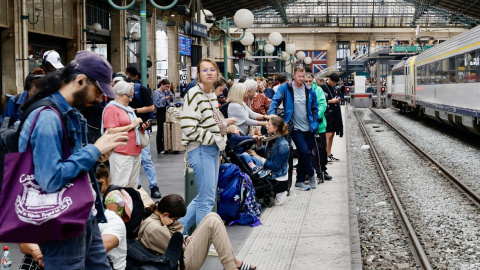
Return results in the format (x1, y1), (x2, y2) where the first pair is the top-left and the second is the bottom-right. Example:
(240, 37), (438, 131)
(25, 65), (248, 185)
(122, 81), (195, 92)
(134, 109), (138, 114)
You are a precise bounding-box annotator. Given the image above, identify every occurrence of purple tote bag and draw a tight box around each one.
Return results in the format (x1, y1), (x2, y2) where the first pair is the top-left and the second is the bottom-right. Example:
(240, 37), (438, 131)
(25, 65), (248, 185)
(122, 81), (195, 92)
(0, 107), (94, 243)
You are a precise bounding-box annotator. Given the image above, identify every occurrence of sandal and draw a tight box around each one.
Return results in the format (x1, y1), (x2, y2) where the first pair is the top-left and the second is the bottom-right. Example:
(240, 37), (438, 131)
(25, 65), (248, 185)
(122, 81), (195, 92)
(238, 262), (257, 270)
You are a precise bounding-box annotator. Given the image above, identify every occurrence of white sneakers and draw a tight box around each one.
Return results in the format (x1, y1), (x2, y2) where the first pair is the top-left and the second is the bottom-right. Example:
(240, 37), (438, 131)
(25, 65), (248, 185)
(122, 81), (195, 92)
(275, 191), (288, 206)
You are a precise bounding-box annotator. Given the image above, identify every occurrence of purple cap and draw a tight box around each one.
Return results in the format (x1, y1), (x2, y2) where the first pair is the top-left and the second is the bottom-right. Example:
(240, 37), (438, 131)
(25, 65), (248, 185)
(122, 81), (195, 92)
(69, 51), (115, 98)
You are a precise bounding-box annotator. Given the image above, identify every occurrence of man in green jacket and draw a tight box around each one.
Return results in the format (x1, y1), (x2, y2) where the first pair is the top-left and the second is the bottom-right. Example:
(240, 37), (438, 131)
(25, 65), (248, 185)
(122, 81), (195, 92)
(307, 73), (332, 181)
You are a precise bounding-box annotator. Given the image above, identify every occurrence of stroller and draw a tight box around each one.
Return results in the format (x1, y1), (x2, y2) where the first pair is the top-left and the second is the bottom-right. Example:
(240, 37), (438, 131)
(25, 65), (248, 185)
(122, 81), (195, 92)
(222, 138), (276, 207)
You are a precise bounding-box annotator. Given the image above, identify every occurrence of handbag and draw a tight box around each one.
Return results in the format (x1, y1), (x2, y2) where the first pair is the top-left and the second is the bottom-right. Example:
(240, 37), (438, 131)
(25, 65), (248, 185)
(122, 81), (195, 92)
(0, 107), (94, 243)
(139, 129), (149, 148)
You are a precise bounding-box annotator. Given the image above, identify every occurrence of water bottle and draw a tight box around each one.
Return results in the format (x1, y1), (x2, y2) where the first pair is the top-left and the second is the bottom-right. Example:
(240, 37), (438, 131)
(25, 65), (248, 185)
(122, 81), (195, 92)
(1, 246), (11, 270)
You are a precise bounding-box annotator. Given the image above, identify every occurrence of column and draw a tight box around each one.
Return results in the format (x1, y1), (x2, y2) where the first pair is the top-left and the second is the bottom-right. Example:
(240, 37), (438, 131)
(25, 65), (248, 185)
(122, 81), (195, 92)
(167, 24), (178, 88)
(110, 7), (126, 73)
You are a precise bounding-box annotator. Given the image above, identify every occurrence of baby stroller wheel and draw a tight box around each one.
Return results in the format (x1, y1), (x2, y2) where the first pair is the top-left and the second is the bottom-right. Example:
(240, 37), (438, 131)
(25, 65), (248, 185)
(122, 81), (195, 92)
(263, 194), (274, 208)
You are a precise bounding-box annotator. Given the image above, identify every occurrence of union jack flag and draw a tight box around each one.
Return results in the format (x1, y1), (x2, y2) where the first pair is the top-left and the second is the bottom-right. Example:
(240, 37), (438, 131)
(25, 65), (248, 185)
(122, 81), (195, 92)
(302, 51), (327, 74)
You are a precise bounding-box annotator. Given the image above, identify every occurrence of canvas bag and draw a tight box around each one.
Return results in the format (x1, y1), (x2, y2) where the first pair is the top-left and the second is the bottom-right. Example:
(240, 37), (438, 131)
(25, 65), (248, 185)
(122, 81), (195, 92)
(0, 107), (94, 243)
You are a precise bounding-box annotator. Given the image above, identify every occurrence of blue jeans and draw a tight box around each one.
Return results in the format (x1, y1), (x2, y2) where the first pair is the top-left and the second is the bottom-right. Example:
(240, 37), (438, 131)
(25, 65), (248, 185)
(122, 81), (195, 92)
(238, 153), (262, 171)
(291, 129), (315, 182)
(39, 217), (111, 270)
(179, 144), (219, 234)
(138, 131), (158, 189)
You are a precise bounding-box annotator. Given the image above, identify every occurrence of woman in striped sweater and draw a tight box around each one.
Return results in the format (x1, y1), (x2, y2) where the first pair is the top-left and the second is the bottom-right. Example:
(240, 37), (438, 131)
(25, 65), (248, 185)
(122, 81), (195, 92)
(179, 59), (237, 234)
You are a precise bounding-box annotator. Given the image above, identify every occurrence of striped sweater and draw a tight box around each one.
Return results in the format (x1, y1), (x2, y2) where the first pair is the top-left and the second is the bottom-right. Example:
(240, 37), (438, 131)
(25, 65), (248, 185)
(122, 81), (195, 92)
(181, 85), (226, 152)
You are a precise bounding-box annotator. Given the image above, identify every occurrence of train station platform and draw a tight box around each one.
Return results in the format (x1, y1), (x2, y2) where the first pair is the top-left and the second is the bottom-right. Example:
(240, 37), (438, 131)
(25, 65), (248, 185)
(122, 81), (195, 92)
(1, 107), (361, 270)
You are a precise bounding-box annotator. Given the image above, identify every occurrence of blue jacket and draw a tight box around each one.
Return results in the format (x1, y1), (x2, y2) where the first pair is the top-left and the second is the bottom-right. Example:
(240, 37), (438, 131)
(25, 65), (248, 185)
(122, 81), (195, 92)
(256, 136), (289, 179)
(227, 133), (253, 154)
(18, 92), (106, 222)
(268, 82), (319, 133)
(1, 90), (28, 123)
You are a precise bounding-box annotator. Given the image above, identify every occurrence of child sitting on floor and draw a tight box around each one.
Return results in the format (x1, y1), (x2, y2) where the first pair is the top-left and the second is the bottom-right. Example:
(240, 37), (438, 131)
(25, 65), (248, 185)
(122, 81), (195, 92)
(226, 125), (270, 178)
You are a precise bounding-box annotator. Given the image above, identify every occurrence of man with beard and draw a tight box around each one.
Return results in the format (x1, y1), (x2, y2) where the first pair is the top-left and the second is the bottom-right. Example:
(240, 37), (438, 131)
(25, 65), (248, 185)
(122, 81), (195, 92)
(18, 51), (129, 269)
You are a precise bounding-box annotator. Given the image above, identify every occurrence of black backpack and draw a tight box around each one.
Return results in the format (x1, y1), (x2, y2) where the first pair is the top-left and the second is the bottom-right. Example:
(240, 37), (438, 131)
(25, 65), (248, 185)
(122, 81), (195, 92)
(103, 185), (145, 239)
(219, 102), (230, 118)
(0, 99), (60, 193)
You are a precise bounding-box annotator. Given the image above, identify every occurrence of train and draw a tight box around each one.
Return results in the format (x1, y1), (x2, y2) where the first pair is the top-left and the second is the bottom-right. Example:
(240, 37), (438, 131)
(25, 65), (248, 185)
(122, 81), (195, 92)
(389, 25), (480, 134)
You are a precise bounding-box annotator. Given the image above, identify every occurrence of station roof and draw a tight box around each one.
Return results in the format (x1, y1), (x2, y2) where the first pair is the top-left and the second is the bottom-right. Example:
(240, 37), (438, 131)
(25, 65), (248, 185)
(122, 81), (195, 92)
(196, 0), (479, 28)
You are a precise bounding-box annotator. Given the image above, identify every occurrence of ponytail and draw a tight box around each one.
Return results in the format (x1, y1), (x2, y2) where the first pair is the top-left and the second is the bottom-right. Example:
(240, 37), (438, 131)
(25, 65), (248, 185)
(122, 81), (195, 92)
(270, 115), (289, 135)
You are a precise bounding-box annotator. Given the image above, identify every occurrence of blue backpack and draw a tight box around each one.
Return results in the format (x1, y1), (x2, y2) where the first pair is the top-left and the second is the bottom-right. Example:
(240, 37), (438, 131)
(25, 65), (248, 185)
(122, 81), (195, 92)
(217, 164), (261, 227)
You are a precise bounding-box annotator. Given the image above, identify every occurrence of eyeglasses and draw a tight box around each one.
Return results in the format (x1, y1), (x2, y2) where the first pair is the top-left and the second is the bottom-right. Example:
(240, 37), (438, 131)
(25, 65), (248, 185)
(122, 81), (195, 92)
(200, 68), (217, 74)
(304, 80), (313, 83)
(125, 94), (134, 100)
(91, 80), (104, 98)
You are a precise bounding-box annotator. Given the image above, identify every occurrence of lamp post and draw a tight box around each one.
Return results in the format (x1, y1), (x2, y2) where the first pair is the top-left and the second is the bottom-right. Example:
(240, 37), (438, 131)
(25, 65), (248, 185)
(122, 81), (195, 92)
(241, 32), (266, 77)
(90, 23), (102, 52)
(108, 0), (178, 87)
(206, 9), (254, 80)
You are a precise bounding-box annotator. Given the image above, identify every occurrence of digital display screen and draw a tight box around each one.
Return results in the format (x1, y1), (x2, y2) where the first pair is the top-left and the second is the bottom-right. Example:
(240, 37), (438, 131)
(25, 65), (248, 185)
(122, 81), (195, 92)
(179, 35), (192, 56)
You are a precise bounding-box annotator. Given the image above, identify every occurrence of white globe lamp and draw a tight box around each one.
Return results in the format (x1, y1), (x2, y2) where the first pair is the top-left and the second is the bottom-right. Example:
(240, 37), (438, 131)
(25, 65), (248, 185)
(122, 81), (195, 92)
(91, 22), (102, 32)
(196, 9), (214, 29)
(258, 44), (264, 51)
(264, 44), (275, 54)
(240, 32), (255, 46)
(304, 57), (312, 65)
(282, 51), (290, 60)
(234, 9), (254, 29)
(296, 51), (306, 61)
(286, 43), (296, 55)
(268, 32), (283, 46)
(131, 32), (140, 41)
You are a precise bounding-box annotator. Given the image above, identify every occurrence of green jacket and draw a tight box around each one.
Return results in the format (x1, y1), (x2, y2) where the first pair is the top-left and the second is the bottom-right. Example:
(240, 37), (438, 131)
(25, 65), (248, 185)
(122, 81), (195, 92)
(312, 82), (327, 133)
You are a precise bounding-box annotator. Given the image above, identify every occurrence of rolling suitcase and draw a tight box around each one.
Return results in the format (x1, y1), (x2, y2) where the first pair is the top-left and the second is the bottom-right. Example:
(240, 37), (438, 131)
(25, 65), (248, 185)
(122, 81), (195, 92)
(164, 122), (185, 153)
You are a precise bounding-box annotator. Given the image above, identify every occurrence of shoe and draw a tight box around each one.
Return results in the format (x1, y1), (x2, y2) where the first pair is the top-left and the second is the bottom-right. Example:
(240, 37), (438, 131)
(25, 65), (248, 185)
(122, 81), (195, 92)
(137, 185), (142, 189)
(275, 191), (288, 206)
(252, 165), (263, 174)
(208, 244), (218, 257)
(323, 171), (333, 181)
(257, 169), (271, 179)
(295, 182), (311, 191)
(327, 154), (340, 162)
(308, 175), (317, 189)
(158, 151), (165, 154)
(150, 186), (162, 199)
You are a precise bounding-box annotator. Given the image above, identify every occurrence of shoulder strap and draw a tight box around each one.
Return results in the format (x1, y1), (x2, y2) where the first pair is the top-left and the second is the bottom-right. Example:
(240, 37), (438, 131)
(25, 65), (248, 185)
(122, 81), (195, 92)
(134, 83), (143, 105)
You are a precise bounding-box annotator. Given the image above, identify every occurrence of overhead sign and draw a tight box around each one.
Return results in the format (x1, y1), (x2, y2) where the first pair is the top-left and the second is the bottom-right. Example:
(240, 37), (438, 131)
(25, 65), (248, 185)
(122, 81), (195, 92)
(191, 21), (208, 38)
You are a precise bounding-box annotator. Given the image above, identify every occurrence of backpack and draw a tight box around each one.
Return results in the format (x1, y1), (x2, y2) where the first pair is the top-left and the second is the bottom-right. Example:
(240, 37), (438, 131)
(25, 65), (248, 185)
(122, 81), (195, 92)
(133, 83), (154, 120)
(103, 185), (145, 239)
(217, 164), (262, 227)
(219, 102), (230, 118)
(0, 99), (61, 193)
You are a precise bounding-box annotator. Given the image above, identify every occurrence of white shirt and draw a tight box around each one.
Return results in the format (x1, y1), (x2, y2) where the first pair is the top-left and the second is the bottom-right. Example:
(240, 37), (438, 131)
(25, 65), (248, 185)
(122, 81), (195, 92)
(99, 210), (127, 270)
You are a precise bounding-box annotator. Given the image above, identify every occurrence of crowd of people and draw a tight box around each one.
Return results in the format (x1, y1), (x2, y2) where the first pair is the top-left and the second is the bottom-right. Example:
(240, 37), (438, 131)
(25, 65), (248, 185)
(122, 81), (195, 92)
(0, 50), (346, 270)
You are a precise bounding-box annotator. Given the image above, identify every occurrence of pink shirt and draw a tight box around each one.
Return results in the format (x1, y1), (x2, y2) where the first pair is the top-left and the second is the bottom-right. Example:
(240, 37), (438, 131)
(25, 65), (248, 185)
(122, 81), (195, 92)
(103, 105), (141, 156)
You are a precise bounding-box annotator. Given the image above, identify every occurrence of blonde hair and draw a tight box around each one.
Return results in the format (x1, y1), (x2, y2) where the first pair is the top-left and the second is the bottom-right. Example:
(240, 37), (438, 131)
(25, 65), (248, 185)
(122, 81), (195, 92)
(227, 83), (247, 104)
(226, 125), (237, 134)
(113, 81), (133, 95)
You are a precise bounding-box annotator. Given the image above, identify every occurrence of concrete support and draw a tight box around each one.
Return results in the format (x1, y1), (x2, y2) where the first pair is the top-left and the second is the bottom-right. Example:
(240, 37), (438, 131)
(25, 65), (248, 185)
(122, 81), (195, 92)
(146, 8), (156, 89)
(110, 7), (126, 74)
(167, 25), (178, 88)
(67, 1), (82, 63)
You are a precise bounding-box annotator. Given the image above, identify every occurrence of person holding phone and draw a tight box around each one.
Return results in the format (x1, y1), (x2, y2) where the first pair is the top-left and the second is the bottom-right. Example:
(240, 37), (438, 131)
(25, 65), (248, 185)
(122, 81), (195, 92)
(102, 81), (150, 188)
(320, 73), (343, 162)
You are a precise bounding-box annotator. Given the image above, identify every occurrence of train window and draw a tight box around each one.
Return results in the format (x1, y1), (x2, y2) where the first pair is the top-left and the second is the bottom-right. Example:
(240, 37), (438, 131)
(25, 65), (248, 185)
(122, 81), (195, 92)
(457, 54), (466, 83)
(428, 62), (437, 84)
(477, 49), (480, 82)
(449, 56), (457, 83)
(441, 59), (449, 84)
(467, 50), (478, 83)
(417, 66), (424, 85)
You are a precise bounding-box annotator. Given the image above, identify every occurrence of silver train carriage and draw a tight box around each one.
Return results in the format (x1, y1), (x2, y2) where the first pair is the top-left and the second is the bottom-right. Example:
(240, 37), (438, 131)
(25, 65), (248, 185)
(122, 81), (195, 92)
(391, 25), (480, 134)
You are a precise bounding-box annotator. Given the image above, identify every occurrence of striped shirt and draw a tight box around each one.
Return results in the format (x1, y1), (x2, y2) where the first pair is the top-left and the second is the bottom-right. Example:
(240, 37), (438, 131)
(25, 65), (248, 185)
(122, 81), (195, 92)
(181, 85), (226, 152)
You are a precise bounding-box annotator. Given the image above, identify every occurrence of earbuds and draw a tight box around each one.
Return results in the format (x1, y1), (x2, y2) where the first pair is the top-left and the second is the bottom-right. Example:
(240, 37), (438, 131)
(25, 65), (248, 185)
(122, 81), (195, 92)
(79, 80), (83, 85)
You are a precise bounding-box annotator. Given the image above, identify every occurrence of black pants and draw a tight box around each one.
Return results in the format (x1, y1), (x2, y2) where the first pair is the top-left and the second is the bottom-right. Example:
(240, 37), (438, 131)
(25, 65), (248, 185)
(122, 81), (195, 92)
(156, 107), (167, 153)
(271, 179), (289, 194)
(311, 132), (327, 174)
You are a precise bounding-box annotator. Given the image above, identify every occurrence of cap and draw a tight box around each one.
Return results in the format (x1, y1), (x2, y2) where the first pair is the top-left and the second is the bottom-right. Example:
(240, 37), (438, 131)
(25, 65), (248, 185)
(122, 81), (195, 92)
(69, 51), (115, 98)
(43, 50), (64, 69)
(112, 76), (125, 83)
(328, 73), (340, 82)
(218, 94), (225, 98)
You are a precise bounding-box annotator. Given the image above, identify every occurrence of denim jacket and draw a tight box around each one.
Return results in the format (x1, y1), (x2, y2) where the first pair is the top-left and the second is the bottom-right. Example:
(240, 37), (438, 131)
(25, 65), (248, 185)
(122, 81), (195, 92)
(18, 92), (106, 222)
(256, 136), (289, 179)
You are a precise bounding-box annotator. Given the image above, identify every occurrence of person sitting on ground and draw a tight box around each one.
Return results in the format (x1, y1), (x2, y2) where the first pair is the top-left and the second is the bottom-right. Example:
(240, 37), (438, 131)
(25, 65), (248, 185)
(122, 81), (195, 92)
(226, 125), (270, 178)
(227, 83), (271, 136)
(19, 209), (127, 270)
(138, 194), (257, 270)
(246, 115), (291, 205)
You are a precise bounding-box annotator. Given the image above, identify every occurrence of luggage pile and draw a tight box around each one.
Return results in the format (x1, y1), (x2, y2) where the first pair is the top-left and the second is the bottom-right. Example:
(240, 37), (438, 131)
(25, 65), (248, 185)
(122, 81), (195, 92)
(163, 107), (185, 153)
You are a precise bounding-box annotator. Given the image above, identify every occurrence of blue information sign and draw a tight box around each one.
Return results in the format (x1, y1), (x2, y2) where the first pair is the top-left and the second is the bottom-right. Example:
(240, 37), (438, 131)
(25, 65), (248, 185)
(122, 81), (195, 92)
(179, 35), (192, 56)
(191, 22), (208, 38)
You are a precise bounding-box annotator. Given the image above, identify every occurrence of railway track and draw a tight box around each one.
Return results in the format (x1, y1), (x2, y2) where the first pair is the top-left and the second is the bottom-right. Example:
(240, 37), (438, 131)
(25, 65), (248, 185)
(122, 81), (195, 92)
(354, 107), (480, 269)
